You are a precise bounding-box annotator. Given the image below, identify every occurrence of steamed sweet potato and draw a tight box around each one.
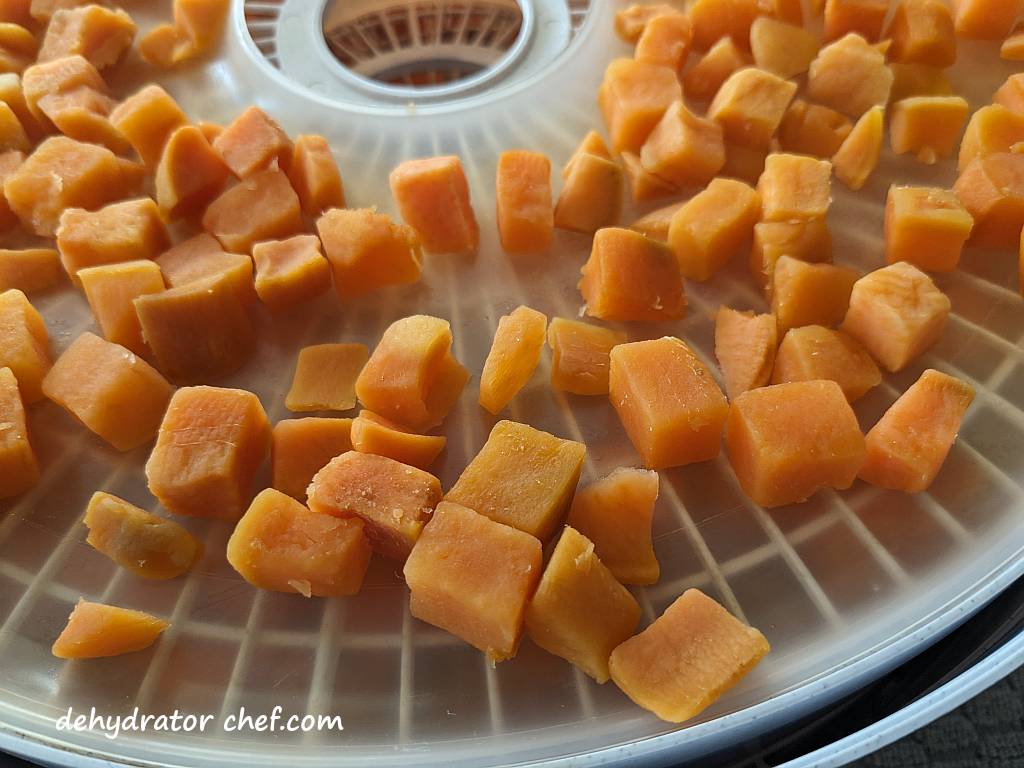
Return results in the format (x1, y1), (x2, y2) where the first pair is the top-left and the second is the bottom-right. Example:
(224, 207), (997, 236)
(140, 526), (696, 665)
(389, 155), (478, 255)
(285, 343), (368, 413)
(212, 106), (292, 179)
(772, 256), (859, 334)
(0, 365), (38, 498)
(708, 67), (798, 148)
(714, 307), (777, 400)
(547, 317), (627, 396)
(495, 150), (553, 254)
(0, 248), (61, 293)
(598, 58), (681, 153)
(202, 168), (303, 253)
(479, 305), (547, 415)
(52, 600), (168, 659)
(79, 260), (164, 356)
(772, 325), (881, 401)
(288, 134), (345, 216)
(808, 33), (894, 117)
(0, 288), (50, 402)
(271, 417), (352, 501)
(350, 409), (445, 470)
(832, 105), (884, 190)
(639, 100), (725, 188)
(668, 178), (761, 281)
(885, 185), (973, 272)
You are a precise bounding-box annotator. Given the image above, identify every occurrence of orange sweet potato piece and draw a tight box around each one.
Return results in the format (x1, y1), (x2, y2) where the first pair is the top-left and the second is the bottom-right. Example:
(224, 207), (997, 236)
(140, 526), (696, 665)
(547, 317), (626, 396)
(252, 234), (330, 310)
(721, 141), (769, 183)
(951, 0), (1022, 39)
(155, 125), (231, 218)
(0, 21), (36, 73)
(203, 168), (303, 253)
(37, 5), (135, 69)
(389, 155), (478, 255)
(668, 177), (760, 281)
(172, 0), (229, 54)
(79, 260), (164, 356)
(687, 0), (765, 51)
(155, 234), (255, 306)
(808, 33), (894, 117)
(21, 55), (108, 125)
(772, 325), (880, 401)
(479, 305), (547, 415)
(953, 152), (1024, 247)
(772, 256), (858, 334)
(567, 467), (659, 586)
(750, 16), (820, 79)
(609, 336), (728, 469)
(609, 589), (770, 722)
(683, 37), (749, 102)
(579, 227), (685, 321)
(212, 105), (292, 179)
(832, 105), (884, 190)
(890, 96), (968, 164)
(635, 12), (692, 72)
(554, 152), (624, 232)
(885, 185), (973, 272)
(621, 150), (678, 203)
(109, 84), (188, 169)
(640, 100), (725, 188)
(0, 365), (38, 498)
(614, 3), (684, 43)
(138, 23), (180, 69)
(271, 417), (352, 501)
(750, 218), (833, 291)
(495, 149), (553, 254)
(0, 248), (61, 293)
(841, 261), (950, 372)
(52, 600), (168, 659)
(887, 0), (956, 67)
(0, 288), (50, 402)
(288, 134), (345, 216)
(778, 100), (853, 158)
(860, 369), (974, 492)
(197, 121), (222, 143)
(758, 153), (832, 222)
(890, 63), (952, 102)
(708, 67), (797, 148)
(350, 409), (445, 470)
(0, 101), (27, 151)
(227, 487), (371, 596)
(285, 342), (368, 413)
(404, 500), (542, 662)
(562, 130), (611, 179)
(1002, 23), (1024, 60)
(0, 73), (43, 141)
(629, 200), (684, 241)
(958, 105), (1024, 172)
(715, 307), (777, 400)
(598, 58), (681, 154)
(824, 0), (888, 41)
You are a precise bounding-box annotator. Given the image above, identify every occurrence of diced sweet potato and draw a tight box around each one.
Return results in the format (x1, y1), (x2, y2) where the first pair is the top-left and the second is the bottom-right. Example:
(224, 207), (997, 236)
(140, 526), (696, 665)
(567, 467), (659, 585)
(404, 500), (541, 662)
(609, 589), (770, 722)
(609, 336), (728, 468)
(640, 100), (725, 188)
(0, 365), (38, 498)
(824, 0), (888, 41)
(271, 417), (352, 501)
(307, 450), (441, 560)
(614, 3), (684, 43)
(287, 134), (344, 216)
(285, 342), (368, 413)
(1002, 23), (1024, 60)
(212, 106), (292, 179)
(0, 21), (35, 73)
(772, 325), (880, 401)
(155, 234), (255, 306)
(629, 201), (684, 241)
(953, 152), (1024, 247)
(778, 100), (852, 158)
(252, 234), (330, 310)
(841, 261), (950, 372)
(51, 600), (168, 659)
(389, 155), (478, 255)
(37, 5), (135, 69)
(227, 487), (371, 596)
(109, 84), (187, 169)
(958, 105), (1024, 172)
(687, 0), (764, 51)
(479, 305), (547, 415)
(715, 307), (777, 400)
(0, 248), (61, 293)
(0, 288), (49, 402)
(350, 409), (445, 470)
(139, 0), (228, 67)
(891, 63), (953, 103)
(203, 168), (303, 253)
(885, 185), (973, 272)
(750, 16), (820, 79)
(22, 53), (108, 126)
(832, 105), (884, 190)
(155, 124), (231, 219)
(758, 153), (832, 222)
(808, 33), (894, 117)
(355, 315), (469, 431)
(750, 218), (833, 291)
(860, 369), (974, 492)
(890, 96), (968, 164)
(138, 23), (179, 69)
(554, 152), (624, 233)
(56, 198), (169, 283)
(446, 419), (586, 541)
(79, 260), (163, 356)
(197, 121), (222, 143)
(598, 58), (681, 154)
(721, 141), (768, 183)
(621, 150), (678, 202)
(84, 491), (200, 579)
(682, 37), (749, 102)
(772, 256), (858, 334)
(579, 227), (685, 322)
(526, 526), (641, 682)
(547, 317), (626, 396)
(635, 12), (692, 72)
(708, 67), (798, 148)
(0, 73), (43, 140)
(562, 130), (611, 179)
(495, 149), (553, 254)
(0, 101), (27, 151)
(887, 0), (956, 67)
(951, 0), (1022, 39)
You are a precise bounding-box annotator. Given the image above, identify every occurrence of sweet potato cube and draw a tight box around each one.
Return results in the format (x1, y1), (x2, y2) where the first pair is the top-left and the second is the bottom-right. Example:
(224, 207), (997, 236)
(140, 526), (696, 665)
(350, 409), (445, 470)
(860, 369), (974, 492)
(227, 488), (371, 596)
(445, 419), (586, 541)
(668, 177), (760, 281)
(824, 0), (888, 41)
(288, 134), (345, 216)
(1002, 24), (1024, 60)
(0, 365), (38, 498)
(808, 33), (894, 117)
(137, 23), (180, 69)
(252, 234), (330, 310)
(683, 37), (749, 102)
(890, 63), (952, 102)
(567, 467), (659, 585)
(562, 130), (611, 179)
(479, 305), (547, 415)
(109, 84), (187, 170)
(715, 307), (777, 400)
(958, 105), (1024, 172)
(155, 234), (255, 306)
(609, 589), (770, 722)
(79, 260), (163, 356)
(885, 185), (973, 272)
(750, 218), (833, 291)
(495, 150), (553, 254)
(0, 101), (27, 152)
(173, 0), (230, 53)
(38, 5), (135, 69)
(952, 0), (1022, 39)
(997, 74), (1024, 114)
(772, 325), (880, 401)
(609, 337), (728, 468)
(51, 600), (168, 659)
(779, 100), (852, 158)
(629, 201), (684, 241)
(598, 58), (681, 154)
(758, 153), (832, 223)
(0, 22), (36, 73)
(526, 526), (641, 682)
(0, 248), (61, 293)
(708, 67), (797, 148)
(832, 105), (884, 191)
(404, 500), (541, 661)
(271, 417), (352, 501)
(554, 152), (624, 233)
(614, 3), (684, 43)
(22, 54), (109, 125)
(203, 168), (303, 253)
(83, 491), (201, 580)
(750, 17), (820, 79)
(772, 256), (858, 333)
(307, 450), (441, 560)
(687, 0), (764, 51)
(0, 73), (42, 140)
(953, 152), (1024, 247)
(640, 100), (725, 188)
(621, 150), (678, 203)
(197, 121), (222, 143)
(0, 288), (49, 403)
(285, 342), (368, 413)
(887, 0), (956, 67)
(547, 317), (626, 396)
(389, 155), (478, 255)
(841, 261), (950, 372)
(721, 141), (768, 183)
(355, 315), (469, 431)
(212, 106), (292, 179)
(635, 12), (692, 73)
(890, 96), (968, 164)
(155, 125), (231, 219)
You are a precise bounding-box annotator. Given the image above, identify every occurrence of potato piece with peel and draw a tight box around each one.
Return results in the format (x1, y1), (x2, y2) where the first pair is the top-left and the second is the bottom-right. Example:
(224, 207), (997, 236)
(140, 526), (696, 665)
(621, 151), (678, 203)
(37, 5), (135, 69)
(79, 260), (164, 357)
(687, 0), (765, 51)
(823, 0), (888, 41)
(778, 100), (852, 158)
(271, 417), (352, 501)
(389, 155), (479, 255)
(252, 234), (331, 310)
(890, 96), (969, 164)
(155, 125), (231, 218)
(598, 58), (681, 154)
(629, 200), (683, 241)
(0, 365), (39, 498)
(757, 153), (832, 222)
(496, 149), (553, 254)
(285, 343), (368, 413)
(212, 105), (292, 179)
(951, 0), (1022, 39)
(715, 307), (777, 400)
(750, 17), (820, 79)
(683, 37), (749, 103)
(547, 317), (626, 396)
(750, 218), (833, 292)
(0, 248), (61, 293)
(808, 33), (893, 118)
(708, 67), (797, 148)
(288, 134), (345, 216)
(639, 100), (725, 189)
(887, 0), (956, 67)
(479, 305), (547, 415)
(832, 105), (884, 191)
(554, 152), (624, 233)
(562, 130), (610, 179)
(52, 600), (168, 659)
(958, 105), (1024, 173)
(109, 84), (188, 169)
(0, 288), (50, 403)
(203, 168), (303, 253)
(614, 3), (683, 43)
(772, 256), (859, 334)
(350, 410), (445, 471)
(772, 325), (881, 402)
(635, 13), (691, 73)
(953, 152), (1024, 247)
(155, 234), (255, 306)
(885, 186), (973, 272)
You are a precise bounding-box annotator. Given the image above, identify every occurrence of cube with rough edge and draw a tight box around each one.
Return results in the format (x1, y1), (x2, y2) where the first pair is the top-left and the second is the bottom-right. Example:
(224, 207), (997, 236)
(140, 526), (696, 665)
(958, 105), (1024, 173)
(554, 152), (624, 233)
(772, 325), (881, 402)
(772, 256), (859, 334)
(79, 260), (164, 357)
(708, 67), (798, 148)
(887, 0), (956, 68)
(832, 106), (885, 191)
(285, 343), (368, 413)
(750, 17), (820, 79)
(389, 155), (479, 255)
(547, 317), (627, 396)
(203, 168), (303, 253)
(807, 33), (894, 118)
(750, 219), (833, 292)
(951, 0), (1022, 39)
(479, 305), (547, 415)
(271, 417), (352, 501)
(109, 84), (188, 169)
(823, 0), (888, 41)
(350, 410), (446, 471)
(639, 100), (725, 188)
(757, 153), (832, 223)
(629, 201), (684, 242)
(252, 234), (331, 310)
(155, 125), (231, 219)
(778, 100), (852, 158)
(445, 419), (586, 541)
(885, 186), (973, 272)
(0, 365), (38, 498)
(890, 96), (969, 164)
(634, 12), (692, 73)
(614, 3), (684, 43)
(37, 5), (135, 69)
(715, 307), (777, 400)
(598, 58), (681, 154)
(52, 600), (168, 659)
(403, 500), (542, 662)
(0, 288), (50, 403)
(155, 234), (255, 306)
(954, 152), (1024, 248)
(495, 149), (553, 254)
(212, 105), (292, 179)
(687, 0), (763, 51)
(0, 248), (61, 294)
(621, 151), (678, 203)
(288, 134), (345, 216)
(683, 38), (750, 103)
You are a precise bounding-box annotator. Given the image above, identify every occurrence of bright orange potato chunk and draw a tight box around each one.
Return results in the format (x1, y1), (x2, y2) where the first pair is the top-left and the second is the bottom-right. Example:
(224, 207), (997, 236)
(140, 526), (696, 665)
(446, 419), (585, 540)
(750, 218), (833, 291)
(0, 101), (27, 151)
(635, 12), (692, 73)
(288, 134), (345, 216)
(890, 96), (969, 164)
(715, 307), (777, 400)
(958, 105), (1024, 172)
(579, 227), (685, 322)
(567, 467), (659, 585)
(52, 600), (168, 659)
(56, 198), (169, 283)
(108, 84), (187, 170)
(708, 67), (797, 148)
(37, 5), (135, 69)
(609, 589), (770, 722)
(772, 325), (881, 401)
(629, 201), (684, 241)
(640, 100), (725, 188)
(683, 37), (750, 102)
(758, 153), (832, 222)
(203, 168), (303, 253)
(79, 260), (163, 356)
(252, 234), (330, 310)
(808, 33), (894, 117)
(355, 314), (469, 431)
(479, 305), (547, 415)
(824, 0), (888, 41)
(389, 155), (479, 255)
(212, 105), (292, 179)
(953, 152), (1024, 247)
(598, 58), (681, 154)
(841, 262), (950, 372)
(778, 100), (852, 158)
(155, 234), (254, 306)
(890, 63), (953, 102)
(621, 150), (678, 203)
(526, 526), (641, 683)
(138, 23), (180, 69)
(0, 365), (38, 498)
(887, 0), (956, 67)
(351, 409), (445, 470)
(404, 501), (542, 662)
(687, 0), (764, 51)
(614, 3), (684, 43)
(547, 317), (626, 396)
(307, 450), (441, 560)
(832, 105), (884, 191)
(84, 492), (201, 580)
(155, 125), (231, 219)
(1002, 24), (1024, 60)
(0, 288), (50, 403)
(0, 248), (61, 293)
(609, 336), (728, 469)
(562, 130), (611, 178)
(721, 141), (769, 183)
(554, 152), (624, 233)
(750, 16), (820, 79)
(285, 343), (368, 413)
(951, 0), (1022, 39)
(860, 369), (974, 492)
(885, 186), (973, 272)
(495, 149), (553, 254)
(227, 487), (371, 597)
(271, 417), (352, 501)
(773, 256), (858, 334)
(317, 207), (421, 299)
